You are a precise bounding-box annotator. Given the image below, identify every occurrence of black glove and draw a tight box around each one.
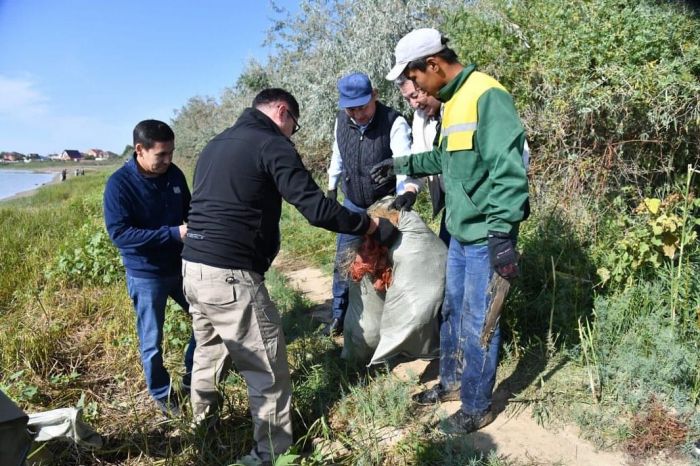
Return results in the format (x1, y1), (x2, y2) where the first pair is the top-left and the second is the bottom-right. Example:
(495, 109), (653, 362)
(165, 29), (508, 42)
(370, 159), (395, 185)
(372, 218), (399, 246)
(326, 189), (337, 201)
(488, 231), (519, 279)
(391, 191), (417, 211)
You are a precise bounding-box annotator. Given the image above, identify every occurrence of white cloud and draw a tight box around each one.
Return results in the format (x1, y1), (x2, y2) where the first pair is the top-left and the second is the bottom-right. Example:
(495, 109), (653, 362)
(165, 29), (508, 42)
(0, 73), (131, 154)
(0, 74), (49, 118)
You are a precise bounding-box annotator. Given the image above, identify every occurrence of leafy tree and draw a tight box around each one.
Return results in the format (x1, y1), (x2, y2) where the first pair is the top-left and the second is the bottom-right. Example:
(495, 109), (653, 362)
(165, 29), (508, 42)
(171, 0), (464, 168)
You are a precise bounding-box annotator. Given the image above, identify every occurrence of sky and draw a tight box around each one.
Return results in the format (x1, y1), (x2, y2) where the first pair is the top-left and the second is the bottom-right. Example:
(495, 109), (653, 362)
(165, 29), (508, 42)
(0, 0), (298, 155)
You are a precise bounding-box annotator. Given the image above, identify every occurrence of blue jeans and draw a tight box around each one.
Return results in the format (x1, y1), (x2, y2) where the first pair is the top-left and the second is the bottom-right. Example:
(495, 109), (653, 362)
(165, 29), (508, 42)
(126, 274), (196, 401)
(439, 239), (500, 416)
(331, 198), (366, 321)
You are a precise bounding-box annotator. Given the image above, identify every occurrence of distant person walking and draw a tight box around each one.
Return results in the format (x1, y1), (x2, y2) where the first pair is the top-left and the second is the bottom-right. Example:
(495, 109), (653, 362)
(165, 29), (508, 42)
(60, 169), (67, 181)
(103, 119), (195, 416)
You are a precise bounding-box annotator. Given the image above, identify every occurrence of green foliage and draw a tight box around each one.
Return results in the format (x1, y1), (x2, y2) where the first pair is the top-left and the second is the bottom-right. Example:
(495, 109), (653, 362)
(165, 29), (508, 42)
(503, 203), (597, 351)
(596, 191), (699, 286)
(0, 370), (40, 403)
(171, 0), (464, 169)
(578, 277), (700, 430)
(45, 222), (123, 286)
(162, 299), (192, 366)
(445, 0), (700, 193)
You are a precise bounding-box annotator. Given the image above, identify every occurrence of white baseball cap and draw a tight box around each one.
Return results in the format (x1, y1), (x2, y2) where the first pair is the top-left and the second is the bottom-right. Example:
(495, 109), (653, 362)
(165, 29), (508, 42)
(386, 28), (445, 81)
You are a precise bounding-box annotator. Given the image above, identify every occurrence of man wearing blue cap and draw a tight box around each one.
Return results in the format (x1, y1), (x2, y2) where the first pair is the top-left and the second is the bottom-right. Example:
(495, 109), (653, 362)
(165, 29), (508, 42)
(325, 72), (420, 336)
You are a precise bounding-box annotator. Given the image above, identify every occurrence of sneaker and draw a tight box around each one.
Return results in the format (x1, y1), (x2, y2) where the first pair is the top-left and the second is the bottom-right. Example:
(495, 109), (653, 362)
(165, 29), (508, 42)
(238, 449), (273, 466)
(154, 395), (181, 417)
(443, 409), (495, 434)
(412, 383), (461, 405)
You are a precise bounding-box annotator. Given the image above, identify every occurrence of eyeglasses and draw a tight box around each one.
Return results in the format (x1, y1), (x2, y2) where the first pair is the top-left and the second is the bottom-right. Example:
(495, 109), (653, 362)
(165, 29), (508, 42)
(286, 109), (301, 135)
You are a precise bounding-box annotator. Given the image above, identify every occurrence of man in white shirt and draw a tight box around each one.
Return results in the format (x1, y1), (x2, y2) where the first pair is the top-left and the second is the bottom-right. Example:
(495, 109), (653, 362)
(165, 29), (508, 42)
(396, 75), (450, 245)
(325, 72), (421, 335)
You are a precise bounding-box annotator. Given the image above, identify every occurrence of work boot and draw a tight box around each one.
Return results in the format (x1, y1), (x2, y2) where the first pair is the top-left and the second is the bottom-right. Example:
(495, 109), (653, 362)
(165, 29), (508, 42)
(323, 317), (343, 336)
(443, 409), (496, 434)
(412, 383), (460, 405)
(154, 395), (181, 418)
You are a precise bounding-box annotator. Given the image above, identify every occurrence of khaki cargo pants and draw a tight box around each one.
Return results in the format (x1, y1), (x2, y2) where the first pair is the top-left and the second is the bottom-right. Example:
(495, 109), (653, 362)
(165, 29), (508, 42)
(182, 260), (292, 460)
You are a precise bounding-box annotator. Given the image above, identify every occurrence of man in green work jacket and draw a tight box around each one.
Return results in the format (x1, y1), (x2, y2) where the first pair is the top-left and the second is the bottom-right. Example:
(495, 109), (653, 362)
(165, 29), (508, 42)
(373, 28), (529, 433)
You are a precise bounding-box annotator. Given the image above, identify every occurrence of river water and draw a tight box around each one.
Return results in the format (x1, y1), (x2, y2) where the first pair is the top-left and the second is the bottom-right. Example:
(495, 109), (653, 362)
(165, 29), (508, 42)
(0, 170), (57, 201)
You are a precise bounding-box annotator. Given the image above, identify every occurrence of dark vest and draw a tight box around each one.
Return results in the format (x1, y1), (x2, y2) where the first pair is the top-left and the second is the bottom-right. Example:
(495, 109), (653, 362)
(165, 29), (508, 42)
(336, 102), (400, 208)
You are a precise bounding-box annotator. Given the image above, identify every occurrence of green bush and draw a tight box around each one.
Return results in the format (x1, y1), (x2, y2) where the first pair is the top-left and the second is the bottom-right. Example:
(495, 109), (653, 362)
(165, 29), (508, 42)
(45, 222), (123, 287)
(445, 0), (700, 194)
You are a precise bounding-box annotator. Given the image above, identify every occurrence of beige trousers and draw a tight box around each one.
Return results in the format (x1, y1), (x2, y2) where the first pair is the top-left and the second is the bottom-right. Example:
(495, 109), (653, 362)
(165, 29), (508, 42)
(182, 260), (292, 460)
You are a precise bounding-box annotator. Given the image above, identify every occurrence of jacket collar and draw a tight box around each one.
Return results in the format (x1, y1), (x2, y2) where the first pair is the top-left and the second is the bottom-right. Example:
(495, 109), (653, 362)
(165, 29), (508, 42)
(437, 64), (477, 103)
(238, 107), (291, 142)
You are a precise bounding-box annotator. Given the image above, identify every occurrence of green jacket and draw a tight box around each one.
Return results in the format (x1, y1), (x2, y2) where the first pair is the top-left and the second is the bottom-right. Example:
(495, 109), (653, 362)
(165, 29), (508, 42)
(394, 65), (529, 243)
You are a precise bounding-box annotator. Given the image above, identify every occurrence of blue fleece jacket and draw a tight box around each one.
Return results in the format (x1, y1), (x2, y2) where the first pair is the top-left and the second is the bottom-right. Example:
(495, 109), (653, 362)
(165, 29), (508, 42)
(103, 154), (191, 278)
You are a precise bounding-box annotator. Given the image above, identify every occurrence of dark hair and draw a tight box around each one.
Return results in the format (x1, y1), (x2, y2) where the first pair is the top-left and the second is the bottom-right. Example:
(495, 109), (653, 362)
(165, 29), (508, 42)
(252, 88), (300, 119)
(133, 119), (174, 149)
(405, 37), (459, 74)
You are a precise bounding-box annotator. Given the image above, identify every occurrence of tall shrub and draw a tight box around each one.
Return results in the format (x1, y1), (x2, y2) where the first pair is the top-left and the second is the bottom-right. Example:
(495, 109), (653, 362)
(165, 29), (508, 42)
(171, 0), (464, 168)
(445, 0), (700, 196)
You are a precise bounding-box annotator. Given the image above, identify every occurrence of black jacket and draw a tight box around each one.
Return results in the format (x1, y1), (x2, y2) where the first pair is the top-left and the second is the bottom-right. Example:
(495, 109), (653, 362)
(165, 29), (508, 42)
(182, 107), (369, 274)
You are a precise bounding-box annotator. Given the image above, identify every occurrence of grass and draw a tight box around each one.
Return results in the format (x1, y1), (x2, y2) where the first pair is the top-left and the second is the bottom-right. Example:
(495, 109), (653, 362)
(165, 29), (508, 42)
(2, 163), (699, 464)
(0, 173), (502, 465)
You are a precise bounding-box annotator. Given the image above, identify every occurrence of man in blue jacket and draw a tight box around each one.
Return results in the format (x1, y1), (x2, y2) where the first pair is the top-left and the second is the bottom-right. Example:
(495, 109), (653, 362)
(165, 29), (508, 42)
(103, 119), (195, 416)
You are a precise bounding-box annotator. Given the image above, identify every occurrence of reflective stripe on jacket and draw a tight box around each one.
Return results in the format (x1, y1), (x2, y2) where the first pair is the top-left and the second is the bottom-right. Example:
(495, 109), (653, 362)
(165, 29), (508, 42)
(439, 71), (506, 152)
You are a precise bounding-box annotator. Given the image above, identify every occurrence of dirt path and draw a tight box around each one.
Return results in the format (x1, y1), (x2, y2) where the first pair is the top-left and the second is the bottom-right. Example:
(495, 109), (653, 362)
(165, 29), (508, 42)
(276, 261), (682, 466)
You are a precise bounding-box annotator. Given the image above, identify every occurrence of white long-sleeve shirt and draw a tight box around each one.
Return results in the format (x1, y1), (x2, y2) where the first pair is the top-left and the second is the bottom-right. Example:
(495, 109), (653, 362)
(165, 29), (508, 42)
(412, 108), (443, 193)
(327, 115), (422, 194)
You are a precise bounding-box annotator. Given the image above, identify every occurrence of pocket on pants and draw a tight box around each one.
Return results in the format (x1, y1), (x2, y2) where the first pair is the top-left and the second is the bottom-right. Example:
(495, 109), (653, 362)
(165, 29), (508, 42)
(196, 281), (237, 306)
(250, 280), (280, 325)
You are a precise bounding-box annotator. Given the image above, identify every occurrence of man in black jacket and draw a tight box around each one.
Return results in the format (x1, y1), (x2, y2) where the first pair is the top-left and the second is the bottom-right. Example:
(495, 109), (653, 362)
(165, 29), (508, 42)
(182, 88), (395, 464)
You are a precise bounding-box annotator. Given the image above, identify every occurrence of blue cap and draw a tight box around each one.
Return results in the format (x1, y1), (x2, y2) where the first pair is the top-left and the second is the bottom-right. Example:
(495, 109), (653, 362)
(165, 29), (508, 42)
(337, 72), (373, 109)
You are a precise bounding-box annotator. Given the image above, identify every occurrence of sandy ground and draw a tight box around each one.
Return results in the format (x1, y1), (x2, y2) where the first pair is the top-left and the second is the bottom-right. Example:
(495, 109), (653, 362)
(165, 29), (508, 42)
(275, 259), (688, 466)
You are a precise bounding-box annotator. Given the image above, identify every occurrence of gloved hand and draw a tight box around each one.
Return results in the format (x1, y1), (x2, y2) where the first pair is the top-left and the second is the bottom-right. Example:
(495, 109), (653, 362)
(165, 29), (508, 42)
(370, 159), (395, 185)
(372, 218), (399, 246)
(488, 231), (519, 279)
(391, 191), (417, 211)
(326, 189), (337, 201)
